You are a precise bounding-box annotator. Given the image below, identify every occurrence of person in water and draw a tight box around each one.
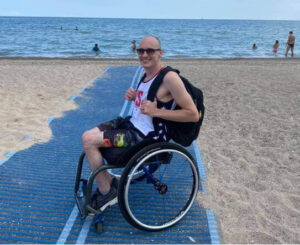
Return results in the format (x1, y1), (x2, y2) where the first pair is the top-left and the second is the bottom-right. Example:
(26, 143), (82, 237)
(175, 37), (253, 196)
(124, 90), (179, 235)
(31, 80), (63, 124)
(273, 40), (279, 53)
(93, 43), (99, 52)
(285, 31), (295, 57)
(131, 40), (136, 51)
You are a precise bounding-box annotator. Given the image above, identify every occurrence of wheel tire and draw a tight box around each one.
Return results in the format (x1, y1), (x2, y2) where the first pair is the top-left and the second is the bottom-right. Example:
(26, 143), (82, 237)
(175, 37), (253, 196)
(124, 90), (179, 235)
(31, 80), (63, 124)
(118, 142), (199, 231)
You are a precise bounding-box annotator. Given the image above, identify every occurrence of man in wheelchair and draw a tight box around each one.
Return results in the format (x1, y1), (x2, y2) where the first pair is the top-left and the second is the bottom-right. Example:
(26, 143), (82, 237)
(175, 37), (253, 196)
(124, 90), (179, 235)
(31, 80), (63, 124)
(81, 35), (199, 212)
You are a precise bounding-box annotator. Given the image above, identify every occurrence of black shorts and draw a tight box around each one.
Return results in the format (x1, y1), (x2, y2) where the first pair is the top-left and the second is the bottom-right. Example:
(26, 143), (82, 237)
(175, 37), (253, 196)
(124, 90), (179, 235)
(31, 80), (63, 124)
(97, 117), (145, 166)
(288, 44), (294, 48)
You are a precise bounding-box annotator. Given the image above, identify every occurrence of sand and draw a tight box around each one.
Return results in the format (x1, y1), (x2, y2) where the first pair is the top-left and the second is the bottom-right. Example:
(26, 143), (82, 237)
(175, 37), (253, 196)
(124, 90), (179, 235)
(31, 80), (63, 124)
(0, 58), (299, 243)
(0, 58), (138, 159)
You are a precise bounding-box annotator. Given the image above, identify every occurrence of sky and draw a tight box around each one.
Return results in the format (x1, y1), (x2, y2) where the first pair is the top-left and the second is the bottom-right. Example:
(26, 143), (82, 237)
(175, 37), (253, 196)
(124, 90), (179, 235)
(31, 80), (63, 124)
(0, 0), (299, 21)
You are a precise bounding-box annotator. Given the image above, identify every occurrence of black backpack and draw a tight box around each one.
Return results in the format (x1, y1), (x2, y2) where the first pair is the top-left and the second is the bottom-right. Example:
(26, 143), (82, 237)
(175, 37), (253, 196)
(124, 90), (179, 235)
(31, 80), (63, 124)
(138, 66), (205, 146)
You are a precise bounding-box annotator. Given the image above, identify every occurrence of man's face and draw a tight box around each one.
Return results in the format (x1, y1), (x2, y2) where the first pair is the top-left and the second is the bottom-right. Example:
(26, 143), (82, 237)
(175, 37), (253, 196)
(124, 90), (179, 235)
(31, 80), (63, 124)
(137, 37), (162, 69)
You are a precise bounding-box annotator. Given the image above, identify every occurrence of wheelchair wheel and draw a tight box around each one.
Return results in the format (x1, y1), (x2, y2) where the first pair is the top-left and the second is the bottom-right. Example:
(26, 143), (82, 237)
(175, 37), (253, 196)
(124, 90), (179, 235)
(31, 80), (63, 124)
(118, 142), (199, 231)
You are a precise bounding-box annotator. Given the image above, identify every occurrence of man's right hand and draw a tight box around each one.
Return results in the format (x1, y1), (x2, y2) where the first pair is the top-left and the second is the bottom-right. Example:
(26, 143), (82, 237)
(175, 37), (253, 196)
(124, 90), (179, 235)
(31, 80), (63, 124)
(125, 88), (136, 101)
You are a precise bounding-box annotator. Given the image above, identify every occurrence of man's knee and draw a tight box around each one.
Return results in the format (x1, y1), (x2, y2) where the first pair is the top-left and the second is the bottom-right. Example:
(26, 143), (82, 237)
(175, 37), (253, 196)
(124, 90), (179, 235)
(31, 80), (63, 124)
(82, 128), (102, 150)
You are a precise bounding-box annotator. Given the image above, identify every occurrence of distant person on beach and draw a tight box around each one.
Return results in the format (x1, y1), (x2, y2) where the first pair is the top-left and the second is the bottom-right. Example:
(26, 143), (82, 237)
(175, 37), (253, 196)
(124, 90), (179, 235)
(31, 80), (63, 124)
(75, 26), (78, 31)
(81, 35), (199, 211)
(93, 43), (99, 52)
(131, 40), (136, 51)
(285, 31), (295, 57)
(273, 40), (279, 53)
(252, 43), (257, 50)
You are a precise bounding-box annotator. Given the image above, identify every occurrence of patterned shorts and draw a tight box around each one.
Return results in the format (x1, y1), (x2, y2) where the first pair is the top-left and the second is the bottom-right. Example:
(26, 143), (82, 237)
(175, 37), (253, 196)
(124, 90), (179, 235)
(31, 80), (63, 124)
(97, 116), (144, 148)
(97, 117), (145, 166)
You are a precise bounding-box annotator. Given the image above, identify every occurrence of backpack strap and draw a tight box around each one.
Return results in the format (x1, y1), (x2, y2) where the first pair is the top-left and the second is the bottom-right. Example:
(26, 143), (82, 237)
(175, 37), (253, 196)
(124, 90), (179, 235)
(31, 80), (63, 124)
(136, 72), (147, 89)
(147, 66), (180, 102)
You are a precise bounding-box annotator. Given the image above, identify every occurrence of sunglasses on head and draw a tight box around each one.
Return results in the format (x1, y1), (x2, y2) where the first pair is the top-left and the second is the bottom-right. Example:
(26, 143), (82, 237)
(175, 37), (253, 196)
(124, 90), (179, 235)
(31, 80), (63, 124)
(136, 48), (161, 55)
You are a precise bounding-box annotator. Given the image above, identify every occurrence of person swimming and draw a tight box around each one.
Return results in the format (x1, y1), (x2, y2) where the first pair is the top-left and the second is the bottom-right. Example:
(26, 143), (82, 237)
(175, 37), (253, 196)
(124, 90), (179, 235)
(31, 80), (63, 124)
(93, 43), (99, 52)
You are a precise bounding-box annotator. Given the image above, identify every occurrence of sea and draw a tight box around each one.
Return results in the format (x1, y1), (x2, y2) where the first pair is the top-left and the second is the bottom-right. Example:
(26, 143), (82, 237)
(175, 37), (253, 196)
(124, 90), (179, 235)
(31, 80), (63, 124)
(0, 16), (299, 59)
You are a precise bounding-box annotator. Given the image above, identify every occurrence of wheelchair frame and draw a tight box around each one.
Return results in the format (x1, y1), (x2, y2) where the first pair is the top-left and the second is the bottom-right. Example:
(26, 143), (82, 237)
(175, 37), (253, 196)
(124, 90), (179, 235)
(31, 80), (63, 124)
(74, 141), (199, 233)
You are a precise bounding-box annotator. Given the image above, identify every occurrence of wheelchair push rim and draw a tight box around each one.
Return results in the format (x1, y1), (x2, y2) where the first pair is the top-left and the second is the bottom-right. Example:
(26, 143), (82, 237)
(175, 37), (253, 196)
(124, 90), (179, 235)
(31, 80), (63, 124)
(118, 142), (199, 231)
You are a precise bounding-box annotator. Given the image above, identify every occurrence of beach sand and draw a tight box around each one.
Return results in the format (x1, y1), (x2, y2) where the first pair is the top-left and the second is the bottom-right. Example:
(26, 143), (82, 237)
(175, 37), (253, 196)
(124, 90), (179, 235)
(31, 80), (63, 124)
(0, 58), (299, 243)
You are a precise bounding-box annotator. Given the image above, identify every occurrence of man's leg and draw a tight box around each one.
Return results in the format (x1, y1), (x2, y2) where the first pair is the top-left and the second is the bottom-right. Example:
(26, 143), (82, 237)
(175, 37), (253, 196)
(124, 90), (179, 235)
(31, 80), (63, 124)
(285, 45), (290, 56)
(291, 46), (294, 57)
(81, 127), (112, 193)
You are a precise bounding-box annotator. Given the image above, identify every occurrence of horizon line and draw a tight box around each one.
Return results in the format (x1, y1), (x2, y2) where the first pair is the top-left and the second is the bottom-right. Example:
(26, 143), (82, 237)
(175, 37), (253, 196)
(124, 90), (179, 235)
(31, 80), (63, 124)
(0, 15), (299, 22)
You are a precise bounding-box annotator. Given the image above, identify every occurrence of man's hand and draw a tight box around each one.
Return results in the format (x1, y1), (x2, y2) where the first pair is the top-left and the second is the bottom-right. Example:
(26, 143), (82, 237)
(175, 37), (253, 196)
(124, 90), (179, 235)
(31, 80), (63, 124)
(140, 100), (157, 117)
(125, 88), (136, 101)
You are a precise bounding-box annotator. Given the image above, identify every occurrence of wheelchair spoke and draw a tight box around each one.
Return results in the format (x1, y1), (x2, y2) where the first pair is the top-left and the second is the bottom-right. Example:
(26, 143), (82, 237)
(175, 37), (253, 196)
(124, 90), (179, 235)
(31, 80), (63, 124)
(163, 194), (167, 224)
(158, 164), (167, 182)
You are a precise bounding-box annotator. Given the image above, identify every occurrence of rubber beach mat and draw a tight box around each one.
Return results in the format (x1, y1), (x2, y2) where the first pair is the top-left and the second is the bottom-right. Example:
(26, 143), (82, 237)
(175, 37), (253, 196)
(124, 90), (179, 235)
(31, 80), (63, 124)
(0, 66), (221, 244)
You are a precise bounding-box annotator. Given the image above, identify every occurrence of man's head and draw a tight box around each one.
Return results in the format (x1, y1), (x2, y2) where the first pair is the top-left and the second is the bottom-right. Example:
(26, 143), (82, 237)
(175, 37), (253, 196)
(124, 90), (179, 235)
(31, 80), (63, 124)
(289, 31), (293, 34)
(137, 36), (163, 69)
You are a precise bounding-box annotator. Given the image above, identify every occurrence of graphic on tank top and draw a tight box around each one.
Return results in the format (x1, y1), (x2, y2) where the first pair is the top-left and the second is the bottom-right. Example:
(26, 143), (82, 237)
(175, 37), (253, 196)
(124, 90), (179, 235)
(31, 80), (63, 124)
(130, 74), (176, 140)
(130, 76), (155, 136)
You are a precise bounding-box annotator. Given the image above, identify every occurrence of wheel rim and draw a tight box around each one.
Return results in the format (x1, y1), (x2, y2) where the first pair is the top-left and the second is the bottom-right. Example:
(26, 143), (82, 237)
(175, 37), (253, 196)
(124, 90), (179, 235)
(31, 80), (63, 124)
(124, 148), (199, 230)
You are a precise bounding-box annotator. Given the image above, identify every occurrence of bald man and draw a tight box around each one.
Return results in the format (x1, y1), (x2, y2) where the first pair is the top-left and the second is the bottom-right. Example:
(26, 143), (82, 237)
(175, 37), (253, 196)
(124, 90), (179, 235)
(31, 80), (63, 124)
(81, 36), (199, 211)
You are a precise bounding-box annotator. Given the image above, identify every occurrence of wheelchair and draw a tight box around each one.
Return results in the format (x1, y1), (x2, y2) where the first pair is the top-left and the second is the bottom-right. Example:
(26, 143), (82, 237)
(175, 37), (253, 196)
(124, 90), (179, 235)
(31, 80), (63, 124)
(74, 139), (200, 233)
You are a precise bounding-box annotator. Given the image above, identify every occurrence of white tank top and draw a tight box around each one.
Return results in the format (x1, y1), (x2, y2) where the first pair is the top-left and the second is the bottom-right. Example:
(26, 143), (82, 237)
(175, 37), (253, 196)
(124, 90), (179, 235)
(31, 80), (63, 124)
(129, 76), (157, 136)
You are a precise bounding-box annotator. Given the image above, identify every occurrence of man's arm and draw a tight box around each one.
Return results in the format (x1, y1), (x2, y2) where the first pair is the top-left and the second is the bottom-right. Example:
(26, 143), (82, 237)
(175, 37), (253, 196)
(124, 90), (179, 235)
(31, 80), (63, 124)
(141, 71), (199, 122)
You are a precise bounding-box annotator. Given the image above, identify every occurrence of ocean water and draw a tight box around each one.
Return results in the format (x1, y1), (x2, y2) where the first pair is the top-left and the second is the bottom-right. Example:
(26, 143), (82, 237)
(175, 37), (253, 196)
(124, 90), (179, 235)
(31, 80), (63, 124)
(0, 17), (299, 58)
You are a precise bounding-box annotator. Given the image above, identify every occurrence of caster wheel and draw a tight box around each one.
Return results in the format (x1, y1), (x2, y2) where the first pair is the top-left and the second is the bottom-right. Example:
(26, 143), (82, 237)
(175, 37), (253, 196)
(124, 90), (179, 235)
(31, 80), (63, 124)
(95, 221), (103, 233)
(94, 214), (104, 233)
